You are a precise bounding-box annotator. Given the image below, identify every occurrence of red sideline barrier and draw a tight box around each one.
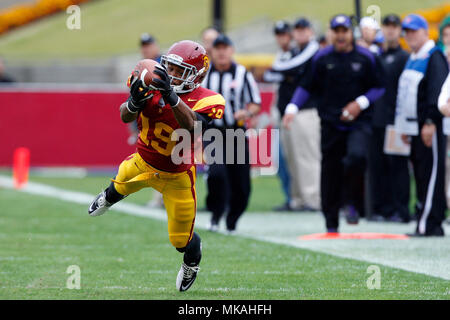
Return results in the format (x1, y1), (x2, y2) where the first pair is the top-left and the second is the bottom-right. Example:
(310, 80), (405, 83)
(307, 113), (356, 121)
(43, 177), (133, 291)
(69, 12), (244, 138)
(0, 90), (132, 167)
(0, 87), (275, 167)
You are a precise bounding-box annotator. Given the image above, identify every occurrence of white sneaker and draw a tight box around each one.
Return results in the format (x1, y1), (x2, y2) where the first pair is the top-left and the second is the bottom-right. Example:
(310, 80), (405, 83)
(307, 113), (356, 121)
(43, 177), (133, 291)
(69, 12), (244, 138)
(88, 191), (112, 216)
(176, 263), (200, 292)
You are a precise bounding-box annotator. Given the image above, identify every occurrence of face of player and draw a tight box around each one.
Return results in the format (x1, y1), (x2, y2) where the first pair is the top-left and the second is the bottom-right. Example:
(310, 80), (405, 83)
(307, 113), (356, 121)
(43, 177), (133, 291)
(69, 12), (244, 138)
(211, 44), (234, 70)
(292, 27), (312, 46)
(382, 24), (402, 44)
(166, 63), (185, 86)
(141, 43), (160, 60)
(332, 26), (353, 52)
(404, 28), (429, 52)
(275, 32), (292, 51)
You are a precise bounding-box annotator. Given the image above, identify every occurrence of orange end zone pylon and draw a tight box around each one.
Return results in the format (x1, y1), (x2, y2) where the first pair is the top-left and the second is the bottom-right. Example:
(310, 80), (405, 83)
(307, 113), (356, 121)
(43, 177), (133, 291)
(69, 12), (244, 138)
(13, 147), (30, 189)
(298, 232), (410, 240)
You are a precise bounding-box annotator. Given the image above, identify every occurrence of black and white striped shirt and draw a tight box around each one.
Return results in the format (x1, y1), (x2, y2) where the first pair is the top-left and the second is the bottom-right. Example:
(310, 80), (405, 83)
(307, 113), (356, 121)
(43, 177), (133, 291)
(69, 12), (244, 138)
(202, 62), (261, 128)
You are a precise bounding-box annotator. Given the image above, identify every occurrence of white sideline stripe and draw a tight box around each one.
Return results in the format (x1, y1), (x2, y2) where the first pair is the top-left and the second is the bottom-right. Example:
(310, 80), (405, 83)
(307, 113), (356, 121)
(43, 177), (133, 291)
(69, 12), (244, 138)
(1, 176), (449, 281)
(0, 176), (168, 222)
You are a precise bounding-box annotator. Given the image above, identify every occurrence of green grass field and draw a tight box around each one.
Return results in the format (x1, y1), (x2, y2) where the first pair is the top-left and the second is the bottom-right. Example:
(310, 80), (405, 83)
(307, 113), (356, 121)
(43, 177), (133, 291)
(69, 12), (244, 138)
(0, 0), (445, 60)
(0, 172), (449, 299)
(26, 172), (287, 213)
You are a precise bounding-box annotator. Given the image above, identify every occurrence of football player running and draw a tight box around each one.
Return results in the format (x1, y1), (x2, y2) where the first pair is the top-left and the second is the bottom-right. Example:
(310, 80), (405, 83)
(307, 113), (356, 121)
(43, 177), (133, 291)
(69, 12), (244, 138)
(88, 40), (225, 292)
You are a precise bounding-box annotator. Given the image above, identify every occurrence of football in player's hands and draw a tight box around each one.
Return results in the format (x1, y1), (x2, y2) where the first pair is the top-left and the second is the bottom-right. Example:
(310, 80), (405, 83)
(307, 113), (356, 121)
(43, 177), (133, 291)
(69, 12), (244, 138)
(152, 65), (171, 93)
(128, 59), (162, 90)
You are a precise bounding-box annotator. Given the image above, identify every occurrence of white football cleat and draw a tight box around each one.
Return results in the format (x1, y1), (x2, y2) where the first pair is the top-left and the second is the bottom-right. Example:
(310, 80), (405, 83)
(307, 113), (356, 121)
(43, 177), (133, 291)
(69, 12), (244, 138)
(176, 263), (200, 292)
(88, 191), (112, 216)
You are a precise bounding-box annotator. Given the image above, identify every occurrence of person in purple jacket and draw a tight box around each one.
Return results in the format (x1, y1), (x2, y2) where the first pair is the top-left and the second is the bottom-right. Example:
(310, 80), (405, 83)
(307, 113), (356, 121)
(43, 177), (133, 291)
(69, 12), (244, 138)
(283, 14), (385, 233)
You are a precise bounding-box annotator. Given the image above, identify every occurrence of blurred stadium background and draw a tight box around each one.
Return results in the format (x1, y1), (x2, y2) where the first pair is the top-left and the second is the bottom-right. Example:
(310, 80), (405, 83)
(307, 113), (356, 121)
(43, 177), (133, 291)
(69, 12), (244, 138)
(0, 0), (449, 300)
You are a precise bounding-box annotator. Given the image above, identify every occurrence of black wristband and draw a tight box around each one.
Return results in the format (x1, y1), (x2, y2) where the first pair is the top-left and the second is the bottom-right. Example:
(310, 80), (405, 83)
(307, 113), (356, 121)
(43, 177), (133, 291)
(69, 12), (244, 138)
(126, 97), (145, 113)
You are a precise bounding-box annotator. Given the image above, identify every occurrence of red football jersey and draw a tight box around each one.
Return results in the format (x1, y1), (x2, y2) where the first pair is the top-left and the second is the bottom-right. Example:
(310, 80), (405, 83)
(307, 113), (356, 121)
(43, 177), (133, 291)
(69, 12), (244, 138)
(136, 87), (225, 172)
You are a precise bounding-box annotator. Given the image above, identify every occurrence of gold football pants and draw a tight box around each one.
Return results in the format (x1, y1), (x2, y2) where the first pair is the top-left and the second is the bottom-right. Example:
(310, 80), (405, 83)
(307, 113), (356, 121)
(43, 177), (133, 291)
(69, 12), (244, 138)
(111, 152), (196, 249)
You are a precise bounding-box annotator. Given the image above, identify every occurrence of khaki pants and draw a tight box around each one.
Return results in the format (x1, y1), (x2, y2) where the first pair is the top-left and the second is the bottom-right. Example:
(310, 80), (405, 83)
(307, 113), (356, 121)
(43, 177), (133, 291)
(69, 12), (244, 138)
(281, 108), (321, 209)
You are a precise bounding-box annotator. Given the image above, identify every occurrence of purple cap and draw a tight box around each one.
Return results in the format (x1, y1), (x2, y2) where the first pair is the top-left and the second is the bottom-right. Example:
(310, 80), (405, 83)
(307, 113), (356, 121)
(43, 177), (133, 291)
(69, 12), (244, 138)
(330, 14), (352, 29)
(402, 14), (428, 31)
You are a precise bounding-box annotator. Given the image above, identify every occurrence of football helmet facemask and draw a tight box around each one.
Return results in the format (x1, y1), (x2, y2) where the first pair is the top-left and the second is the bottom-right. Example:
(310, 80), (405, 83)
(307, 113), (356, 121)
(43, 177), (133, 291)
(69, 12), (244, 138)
(160, 40), (210, 94)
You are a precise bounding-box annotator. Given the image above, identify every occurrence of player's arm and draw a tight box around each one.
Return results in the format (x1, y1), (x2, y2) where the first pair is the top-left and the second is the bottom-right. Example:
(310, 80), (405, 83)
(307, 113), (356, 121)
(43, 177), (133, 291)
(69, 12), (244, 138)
(171, 99), (197, 131)
(153, 66), (197, 131)
(119, 79), (152, 123)
(120, 102), (138, 123)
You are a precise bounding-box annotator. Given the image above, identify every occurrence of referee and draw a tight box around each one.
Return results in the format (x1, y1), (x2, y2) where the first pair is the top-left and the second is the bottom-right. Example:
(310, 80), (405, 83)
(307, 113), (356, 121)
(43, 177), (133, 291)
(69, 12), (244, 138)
(283, 14), (385, 233)
(202, 34), (261, 233)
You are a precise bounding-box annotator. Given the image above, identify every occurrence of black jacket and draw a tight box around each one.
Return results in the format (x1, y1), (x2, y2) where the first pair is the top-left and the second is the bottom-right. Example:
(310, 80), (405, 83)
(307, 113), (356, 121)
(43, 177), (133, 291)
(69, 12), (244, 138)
(292, 44), (385, 128)
(372, 46), (409, 127)
(264, 41), (319, 116)
(416, 49), (449, 125)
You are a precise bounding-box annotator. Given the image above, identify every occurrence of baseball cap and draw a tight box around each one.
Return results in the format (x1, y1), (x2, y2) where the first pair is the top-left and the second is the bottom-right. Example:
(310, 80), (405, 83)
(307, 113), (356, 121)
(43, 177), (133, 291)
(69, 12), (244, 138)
(382, 14), (401, 26)
(360, 16), (379, 30)
(330, 14), (352, 29)
(213, 34), (233, 47)
(274, 20), (291, 34)
(402, 14), (428, 31)
(294, 17), (311, 29)
(140, 33), (155, 45)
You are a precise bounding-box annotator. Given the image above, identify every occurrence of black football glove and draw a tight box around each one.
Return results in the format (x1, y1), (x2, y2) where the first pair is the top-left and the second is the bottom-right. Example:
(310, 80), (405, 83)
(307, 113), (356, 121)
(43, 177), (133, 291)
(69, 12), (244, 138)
(152, 65), (180, 107)
(127, 78), (152, 113)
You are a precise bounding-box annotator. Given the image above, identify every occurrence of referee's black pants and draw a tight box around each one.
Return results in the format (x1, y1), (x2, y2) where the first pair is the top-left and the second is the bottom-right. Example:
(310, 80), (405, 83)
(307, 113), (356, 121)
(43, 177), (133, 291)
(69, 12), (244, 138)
(410, 123), (447, 235)
(368, 126), (411, 220)
(206, 131), (251, 231)
(321, 122), (370, 230)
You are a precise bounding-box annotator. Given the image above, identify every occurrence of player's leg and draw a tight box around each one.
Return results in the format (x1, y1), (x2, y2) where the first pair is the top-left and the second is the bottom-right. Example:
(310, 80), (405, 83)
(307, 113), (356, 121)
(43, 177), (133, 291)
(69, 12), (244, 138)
(175, 232), (202, 292)
(88, 180), (125, 216)
(162, 167), (201, 291)
(88, 153), (156, 216)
